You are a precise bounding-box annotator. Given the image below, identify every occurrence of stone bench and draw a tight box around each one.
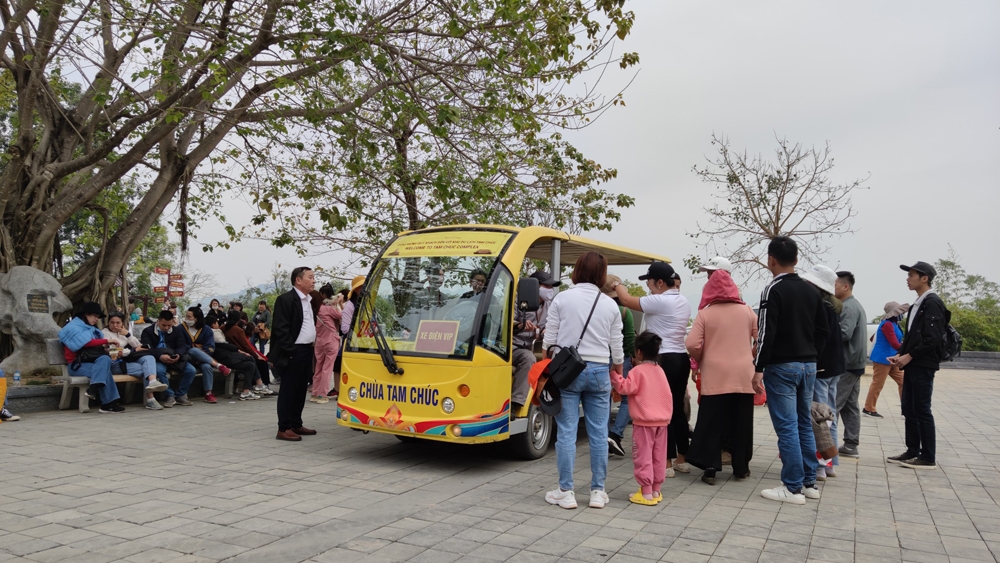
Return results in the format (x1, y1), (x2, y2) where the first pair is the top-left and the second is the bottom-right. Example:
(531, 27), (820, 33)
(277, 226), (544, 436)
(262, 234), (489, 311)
(47, 339), (234, 413)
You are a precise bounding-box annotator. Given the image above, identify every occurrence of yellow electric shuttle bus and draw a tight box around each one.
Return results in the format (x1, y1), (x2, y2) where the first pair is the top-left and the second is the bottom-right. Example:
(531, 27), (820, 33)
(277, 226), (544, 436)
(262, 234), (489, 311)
(337, 225), (670, 458)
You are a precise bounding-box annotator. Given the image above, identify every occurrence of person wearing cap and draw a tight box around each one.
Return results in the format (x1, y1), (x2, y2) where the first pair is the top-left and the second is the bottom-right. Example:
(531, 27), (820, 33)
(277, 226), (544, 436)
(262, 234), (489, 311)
(58, 302), (126, 413)
(886, 262), (948, 470)
(511, 271), (560, 414)
(864, 302), (909, 418)
(614, 261), (693, 475)
(341, 275), (366, 337)
(685, 269), (757, 485)
(800, 264), (845, 480)
(671, 272), (682, 291)
(753, 237), (830, 504)
(271, 267), (320, 441)
(601, 274), (636, 457)
(699, 256), (733, 278)
(543, 251), (624, 510)
(833, 271), (867, 460)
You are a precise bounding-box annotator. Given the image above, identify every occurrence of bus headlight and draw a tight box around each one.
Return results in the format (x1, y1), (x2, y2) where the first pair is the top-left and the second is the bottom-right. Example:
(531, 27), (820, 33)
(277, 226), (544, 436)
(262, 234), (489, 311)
(348, 387), (358, 402)
(442, 397), (455, 414)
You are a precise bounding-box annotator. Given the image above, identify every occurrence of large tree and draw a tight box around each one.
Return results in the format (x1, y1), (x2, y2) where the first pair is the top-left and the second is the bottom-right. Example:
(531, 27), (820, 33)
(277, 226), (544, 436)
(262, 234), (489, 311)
(0, 0), (638, 306)
(685, 133), (868, 281)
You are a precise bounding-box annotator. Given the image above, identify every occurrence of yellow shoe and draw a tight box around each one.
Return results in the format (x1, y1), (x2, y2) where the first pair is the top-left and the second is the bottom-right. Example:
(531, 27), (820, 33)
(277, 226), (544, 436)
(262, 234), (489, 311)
(652, 492), (663, 504)
(629, 492), (658, 506)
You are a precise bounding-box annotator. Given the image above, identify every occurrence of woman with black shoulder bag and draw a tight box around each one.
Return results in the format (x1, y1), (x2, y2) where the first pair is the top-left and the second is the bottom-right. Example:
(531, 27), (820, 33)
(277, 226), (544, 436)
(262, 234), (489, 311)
(542, 251), (625, 510)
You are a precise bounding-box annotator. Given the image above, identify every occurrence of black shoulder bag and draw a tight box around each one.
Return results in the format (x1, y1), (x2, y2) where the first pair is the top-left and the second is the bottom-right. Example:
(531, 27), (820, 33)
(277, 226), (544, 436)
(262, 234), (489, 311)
(547, 291), (602, 389)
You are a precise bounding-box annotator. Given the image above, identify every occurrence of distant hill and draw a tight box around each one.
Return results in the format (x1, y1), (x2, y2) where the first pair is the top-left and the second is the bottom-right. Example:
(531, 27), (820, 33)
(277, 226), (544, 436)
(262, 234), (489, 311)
(195, 282), (272, 308)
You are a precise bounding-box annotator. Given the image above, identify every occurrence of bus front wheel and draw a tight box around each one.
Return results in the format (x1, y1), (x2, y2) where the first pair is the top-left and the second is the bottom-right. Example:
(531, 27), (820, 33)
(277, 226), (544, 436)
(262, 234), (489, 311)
(510, 404), (553, 460)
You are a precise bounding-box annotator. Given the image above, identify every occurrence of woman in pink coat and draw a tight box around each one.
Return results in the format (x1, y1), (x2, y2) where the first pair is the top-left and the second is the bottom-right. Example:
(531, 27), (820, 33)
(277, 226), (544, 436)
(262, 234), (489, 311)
(310, 284), (343, 404)
(685, 270), (758, 485)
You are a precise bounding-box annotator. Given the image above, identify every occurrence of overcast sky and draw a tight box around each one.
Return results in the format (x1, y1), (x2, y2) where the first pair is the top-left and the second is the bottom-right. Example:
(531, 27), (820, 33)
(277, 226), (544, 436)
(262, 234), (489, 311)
(184, 0), (1000, 319)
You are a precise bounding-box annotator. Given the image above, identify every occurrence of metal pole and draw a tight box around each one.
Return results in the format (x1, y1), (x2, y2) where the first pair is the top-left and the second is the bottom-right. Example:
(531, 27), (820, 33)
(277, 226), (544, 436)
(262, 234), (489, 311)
(550, 240), (561, 293)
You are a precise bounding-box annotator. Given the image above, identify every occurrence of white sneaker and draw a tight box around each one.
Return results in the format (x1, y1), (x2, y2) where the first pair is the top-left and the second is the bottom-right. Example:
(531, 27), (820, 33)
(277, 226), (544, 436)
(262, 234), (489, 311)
(760, 486), (806, 505)
(253, 385), (274, 395)
(673, 462), (691, 473)
(545, 488), (577, 509)
(816, 466), (826, 481)
(803, 486), (820, 500)
(665, 467), (675, 479)
(239, 391), (260, 401)
(145, 398), (164, 410)
(589, 490), (609, 509)
(144, 379), (168, 393)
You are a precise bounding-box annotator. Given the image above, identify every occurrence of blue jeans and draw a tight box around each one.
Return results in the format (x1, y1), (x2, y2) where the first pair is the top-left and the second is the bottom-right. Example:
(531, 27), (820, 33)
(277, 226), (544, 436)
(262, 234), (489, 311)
(609, 356), (633, 437)
(813, 375), (840, 465)
(68, 356), (120, 404)
(155, 360), (197, 398)
(186, 348), (215, 392)
(763, 362), (818, 492)
(555, 362), (611, 491)
(112, 356), (157, 379)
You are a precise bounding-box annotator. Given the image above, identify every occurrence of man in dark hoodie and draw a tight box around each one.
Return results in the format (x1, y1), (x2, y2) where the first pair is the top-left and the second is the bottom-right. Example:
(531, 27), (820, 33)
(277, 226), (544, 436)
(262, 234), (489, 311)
(753, 237), (830, 505)
(887, 262), (948, 470)
(140, 310), (198, 408)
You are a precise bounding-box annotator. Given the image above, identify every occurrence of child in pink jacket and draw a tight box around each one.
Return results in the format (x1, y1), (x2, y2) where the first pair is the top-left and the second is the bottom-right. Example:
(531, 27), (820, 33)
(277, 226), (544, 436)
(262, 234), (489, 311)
(611, 332), (673, 505)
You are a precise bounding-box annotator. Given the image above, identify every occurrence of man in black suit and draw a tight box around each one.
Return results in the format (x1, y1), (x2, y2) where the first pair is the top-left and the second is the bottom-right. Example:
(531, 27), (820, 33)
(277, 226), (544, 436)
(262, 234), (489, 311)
(271, 267), (317, 441)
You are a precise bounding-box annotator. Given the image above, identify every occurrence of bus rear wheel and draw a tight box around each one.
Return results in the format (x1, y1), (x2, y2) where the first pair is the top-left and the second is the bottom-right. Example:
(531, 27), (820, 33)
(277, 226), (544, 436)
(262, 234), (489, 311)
(510, 404), (552, 460)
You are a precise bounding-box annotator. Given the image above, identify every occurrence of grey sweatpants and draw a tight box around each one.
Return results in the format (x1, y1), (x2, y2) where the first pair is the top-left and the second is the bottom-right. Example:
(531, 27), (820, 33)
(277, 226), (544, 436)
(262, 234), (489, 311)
(836, 371), (862, 448)
(511, 348), (534, 405)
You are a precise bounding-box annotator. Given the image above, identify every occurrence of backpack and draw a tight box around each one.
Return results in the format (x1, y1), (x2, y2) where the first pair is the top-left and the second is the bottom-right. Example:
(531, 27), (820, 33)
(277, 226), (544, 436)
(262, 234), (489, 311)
(942, 309), (962, 361)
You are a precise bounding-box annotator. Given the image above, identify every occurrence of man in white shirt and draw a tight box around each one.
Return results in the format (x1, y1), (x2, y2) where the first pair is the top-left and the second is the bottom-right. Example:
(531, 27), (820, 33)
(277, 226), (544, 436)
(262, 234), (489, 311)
(271, 267), (318, 441)
(615, 261), (692, 475)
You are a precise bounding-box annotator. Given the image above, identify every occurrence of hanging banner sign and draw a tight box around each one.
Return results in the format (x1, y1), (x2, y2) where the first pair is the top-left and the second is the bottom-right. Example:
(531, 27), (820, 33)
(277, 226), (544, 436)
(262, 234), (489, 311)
(168, 274), (183, 281)
(153, 267), (171, 275)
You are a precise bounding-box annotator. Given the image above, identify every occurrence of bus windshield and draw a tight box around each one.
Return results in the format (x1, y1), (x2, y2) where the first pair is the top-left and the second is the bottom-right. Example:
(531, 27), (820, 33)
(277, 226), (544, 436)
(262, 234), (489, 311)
(348, 231), (514, 359)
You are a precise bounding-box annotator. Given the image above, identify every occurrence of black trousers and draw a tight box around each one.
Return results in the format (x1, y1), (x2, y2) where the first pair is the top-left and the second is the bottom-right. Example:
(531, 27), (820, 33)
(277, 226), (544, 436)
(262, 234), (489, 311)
(658, 352), (690, 459)
(277, 345), (313, 431)
(901, 365), (936, 463)
(687, 393), (754, 476)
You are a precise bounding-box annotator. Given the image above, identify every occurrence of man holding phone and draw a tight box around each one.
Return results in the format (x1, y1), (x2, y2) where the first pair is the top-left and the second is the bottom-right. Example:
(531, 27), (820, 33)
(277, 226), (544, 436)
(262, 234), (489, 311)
(886, 262), (947, 471)
(140, 310), (198, 408)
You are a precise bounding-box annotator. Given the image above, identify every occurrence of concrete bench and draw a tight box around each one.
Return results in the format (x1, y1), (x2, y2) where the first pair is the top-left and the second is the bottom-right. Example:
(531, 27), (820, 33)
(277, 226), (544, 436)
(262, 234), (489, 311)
(47, 340), (234, 412)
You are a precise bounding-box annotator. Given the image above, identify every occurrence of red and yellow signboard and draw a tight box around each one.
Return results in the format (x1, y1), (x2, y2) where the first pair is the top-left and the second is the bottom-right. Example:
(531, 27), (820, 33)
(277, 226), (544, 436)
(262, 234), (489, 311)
(153, 286), (168, 293)
(168, 291), (184, 297)
(154, 267), (170, 275)
(154, 296), (167, 304)
(168, 273), (183, 281)
(169, 281), (184, 288)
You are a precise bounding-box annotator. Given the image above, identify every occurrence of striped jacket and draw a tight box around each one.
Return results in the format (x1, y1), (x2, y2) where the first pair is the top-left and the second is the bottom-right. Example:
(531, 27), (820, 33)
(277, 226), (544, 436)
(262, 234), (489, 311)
(754, 273), (830, 372)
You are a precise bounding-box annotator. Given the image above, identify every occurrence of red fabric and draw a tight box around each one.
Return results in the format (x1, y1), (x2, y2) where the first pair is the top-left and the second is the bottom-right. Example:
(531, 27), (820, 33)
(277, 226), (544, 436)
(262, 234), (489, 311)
(881, 322), (902, 350)
(698, 270), (744, 310)
(63, 338), (109, 363)
(226, 326), (266, 361)
(528, 360), (551, 407)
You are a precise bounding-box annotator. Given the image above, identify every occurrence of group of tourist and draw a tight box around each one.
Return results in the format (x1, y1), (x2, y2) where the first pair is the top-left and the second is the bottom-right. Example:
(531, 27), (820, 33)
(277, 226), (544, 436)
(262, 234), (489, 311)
(52, 270), (365, 425)
(539, 237), (944, 509)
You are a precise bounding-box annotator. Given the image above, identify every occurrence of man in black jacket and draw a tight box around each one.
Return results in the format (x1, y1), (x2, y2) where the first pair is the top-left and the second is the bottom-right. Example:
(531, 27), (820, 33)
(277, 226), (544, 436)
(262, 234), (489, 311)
(753, 237), (830, 505)
(140, 310), (198, 407)
(271, 266), (317, 441)
(887, 261), (947, 470)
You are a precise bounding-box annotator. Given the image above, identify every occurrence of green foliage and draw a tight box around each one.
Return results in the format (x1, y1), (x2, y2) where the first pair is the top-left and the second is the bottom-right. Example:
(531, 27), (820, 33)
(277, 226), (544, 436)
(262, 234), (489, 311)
(934, 247), (1000, 352)
(621, 279), (646, 298)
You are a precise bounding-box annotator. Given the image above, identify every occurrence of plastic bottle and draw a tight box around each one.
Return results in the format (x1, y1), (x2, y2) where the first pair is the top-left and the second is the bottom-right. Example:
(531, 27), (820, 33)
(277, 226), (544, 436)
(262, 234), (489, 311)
(13, 370), (21, 388)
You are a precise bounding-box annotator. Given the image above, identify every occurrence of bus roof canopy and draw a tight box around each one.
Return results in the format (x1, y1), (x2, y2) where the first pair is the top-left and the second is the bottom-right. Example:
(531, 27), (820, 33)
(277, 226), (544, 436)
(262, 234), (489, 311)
(402, 225), (670, 266)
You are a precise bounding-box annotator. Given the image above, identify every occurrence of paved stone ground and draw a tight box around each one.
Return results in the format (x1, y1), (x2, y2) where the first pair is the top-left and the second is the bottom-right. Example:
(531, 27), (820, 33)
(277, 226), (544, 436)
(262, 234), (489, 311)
(1, 369), (999, 563)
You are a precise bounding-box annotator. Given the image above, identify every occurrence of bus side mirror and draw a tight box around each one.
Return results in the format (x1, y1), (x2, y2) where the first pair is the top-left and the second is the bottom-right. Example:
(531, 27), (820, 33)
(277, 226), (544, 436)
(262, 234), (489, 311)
(517, 277), (540, 312)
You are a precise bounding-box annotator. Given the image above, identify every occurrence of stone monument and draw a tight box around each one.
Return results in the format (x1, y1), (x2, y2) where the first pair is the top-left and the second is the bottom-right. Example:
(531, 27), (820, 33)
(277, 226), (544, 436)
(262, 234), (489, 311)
(0, 266), (73, 375)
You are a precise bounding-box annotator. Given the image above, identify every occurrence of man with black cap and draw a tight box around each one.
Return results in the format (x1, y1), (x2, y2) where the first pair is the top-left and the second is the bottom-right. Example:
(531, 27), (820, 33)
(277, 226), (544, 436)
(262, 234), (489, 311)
(887, 261), (948, 470)
(614, 261), (692, 475)
(511, 271), (560, 415)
